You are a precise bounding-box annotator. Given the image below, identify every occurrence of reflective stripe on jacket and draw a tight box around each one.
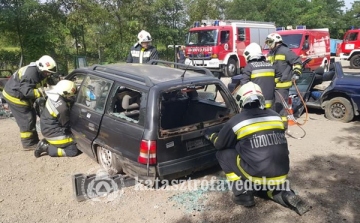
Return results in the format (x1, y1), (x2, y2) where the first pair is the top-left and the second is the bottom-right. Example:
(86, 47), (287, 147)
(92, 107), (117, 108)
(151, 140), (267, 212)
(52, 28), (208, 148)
(267, 44), (302, 89)
(212, 108), (290, 180)
(241, 60), (275, 108)
(40, 96), (73, 146)
(126, 43), (159, 64)
(4, 63), (48, 105)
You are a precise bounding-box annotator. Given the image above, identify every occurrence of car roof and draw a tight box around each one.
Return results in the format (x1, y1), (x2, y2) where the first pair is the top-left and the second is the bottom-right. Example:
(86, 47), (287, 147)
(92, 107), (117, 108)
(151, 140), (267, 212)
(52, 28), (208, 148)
(75, 62), (217, 87)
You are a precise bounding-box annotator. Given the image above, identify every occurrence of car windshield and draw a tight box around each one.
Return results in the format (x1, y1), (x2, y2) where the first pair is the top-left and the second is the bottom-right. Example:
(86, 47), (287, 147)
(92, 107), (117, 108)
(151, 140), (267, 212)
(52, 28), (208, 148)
(263, 34), (303, 50)
(186, 30), (218, 46)
(282, 34), (303, 49)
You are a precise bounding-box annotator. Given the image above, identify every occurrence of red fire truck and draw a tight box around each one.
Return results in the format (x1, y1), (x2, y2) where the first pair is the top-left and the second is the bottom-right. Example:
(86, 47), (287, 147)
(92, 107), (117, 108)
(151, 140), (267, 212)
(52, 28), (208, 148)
(184, 20), (276, 77)
(339, 27), (360, 69)
(262, 26), (331, 71)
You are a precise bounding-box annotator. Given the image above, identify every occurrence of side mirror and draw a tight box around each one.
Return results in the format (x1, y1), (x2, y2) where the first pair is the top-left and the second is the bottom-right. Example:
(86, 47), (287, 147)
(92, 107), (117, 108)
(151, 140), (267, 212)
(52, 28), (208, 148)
(238, 34), (246, 41)
(302, 42), (309, 50)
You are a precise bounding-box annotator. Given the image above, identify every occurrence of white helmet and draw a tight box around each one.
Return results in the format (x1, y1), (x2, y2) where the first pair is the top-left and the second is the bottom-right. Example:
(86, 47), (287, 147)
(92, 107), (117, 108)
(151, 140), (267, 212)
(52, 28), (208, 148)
(243, 42), (263, 61)
(234, 82), (265, 109)
(137, 30), (152, 44)
(265, 33), (283, 49)
(36, 55), (57, 73)
(54, 80), (77, 98)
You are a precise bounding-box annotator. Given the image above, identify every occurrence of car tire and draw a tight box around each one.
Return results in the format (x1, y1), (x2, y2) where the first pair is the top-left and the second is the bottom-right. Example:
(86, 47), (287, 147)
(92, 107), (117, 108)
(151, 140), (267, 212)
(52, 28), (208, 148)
(96, 146), (123, 175)
(225, 58), (237, 77)
(325, 97), (354, 123)
(350, 54), (360, 69)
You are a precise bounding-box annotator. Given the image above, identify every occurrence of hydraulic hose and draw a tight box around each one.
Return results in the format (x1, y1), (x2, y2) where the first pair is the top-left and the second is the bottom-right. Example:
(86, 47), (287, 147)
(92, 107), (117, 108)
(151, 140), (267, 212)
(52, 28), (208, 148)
(275, 78), (309, 139)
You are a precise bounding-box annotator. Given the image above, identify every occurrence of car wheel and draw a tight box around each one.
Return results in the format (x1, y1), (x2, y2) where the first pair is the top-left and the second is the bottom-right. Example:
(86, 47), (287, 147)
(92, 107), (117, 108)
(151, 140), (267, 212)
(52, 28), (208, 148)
(225, 58), (237, 77)
(97, 146), (123, 175)
(350, 54), (360, 69)
(325, 97), (354, 123)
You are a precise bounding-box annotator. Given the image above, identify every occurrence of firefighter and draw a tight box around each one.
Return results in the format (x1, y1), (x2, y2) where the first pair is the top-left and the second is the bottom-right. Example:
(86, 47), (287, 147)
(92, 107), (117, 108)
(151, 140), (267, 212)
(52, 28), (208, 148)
(265, 33), (302, 127)
(241, 42), (275, 109)
(2, 55), (57, 150)
(34, 79), (79, 158)
(205, 82), (310, 216)
(126, 30), (159, 64)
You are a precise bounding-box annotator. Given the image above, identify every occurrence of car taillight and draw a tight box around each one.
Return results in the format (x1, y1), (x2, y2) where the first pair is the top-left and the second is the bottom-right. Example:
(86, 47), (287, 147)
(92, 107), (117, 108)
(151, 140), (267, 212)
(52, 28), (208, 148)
(138, 140), (157, 165)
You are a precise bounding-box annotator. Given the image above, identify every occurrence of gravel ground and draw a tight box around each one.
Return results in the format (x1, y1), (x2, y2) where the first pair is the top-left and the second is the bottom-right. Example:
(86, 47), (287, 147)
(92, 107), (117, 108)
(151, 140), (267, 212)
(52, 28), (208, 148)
(0, 59), (359, 223)
(1, 109), (360, 223)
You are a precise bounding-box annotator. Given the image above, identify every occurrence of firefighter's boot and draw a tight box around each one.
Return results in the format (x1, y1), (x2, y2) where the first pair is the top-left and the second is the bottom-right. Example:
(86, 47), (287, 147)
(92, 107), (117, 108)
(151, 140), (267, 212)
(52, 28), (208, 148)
(34, 139), (49, 158)
(231, 181), (255, 207)
(272, 190), (310, 216)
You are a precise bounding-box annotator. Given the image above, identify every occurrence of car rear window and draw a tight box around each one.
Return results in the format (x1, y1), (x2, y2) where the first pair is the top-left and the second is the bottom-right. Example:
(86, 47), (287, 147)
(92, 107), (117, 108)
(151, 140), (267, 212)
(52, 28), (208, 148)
(160, 83), (234, 130)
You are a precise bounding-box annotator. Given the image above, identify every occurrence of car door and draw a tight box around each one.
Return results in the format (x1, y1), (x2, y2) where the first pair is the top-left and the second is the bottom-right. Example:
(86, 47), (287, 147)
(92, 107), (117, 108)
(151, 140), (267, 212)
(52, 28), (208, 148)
(70, 74), (113, 159)
(289, 71), (315, 117)
(96, 83), (146, 162)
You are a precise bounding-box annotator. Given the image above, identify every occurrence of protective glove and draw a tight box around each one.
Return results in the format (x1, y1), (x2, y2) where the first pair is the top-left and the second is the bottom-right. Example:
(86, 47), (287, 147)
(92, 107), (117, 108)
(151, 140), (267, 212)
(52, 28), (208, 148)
(37, 87), (45, 97)
(291, 74), (299, 81)
(292, 67), (301, 78)
(204, 132), (218, 145)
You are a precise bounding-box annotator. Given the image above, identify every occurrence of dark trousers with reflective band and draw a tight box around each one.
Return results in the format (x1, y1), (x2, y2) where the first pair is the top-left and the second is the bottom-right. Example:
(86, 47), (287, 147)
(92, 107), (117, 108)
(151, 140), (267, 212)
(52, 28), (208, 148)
(47, 143), (79, 157)
(216, 149), (289, 198)
(7, 102), (39, 147)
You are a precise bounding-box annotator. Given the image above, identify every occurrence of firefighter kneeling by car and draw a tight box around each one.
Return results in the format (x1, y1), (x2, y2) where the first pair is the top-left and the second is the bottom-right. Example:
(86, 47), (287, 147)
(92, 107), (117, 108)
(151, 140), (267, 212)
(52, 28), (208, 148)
(34, 80), (79, 158)
(205, 82), (310, 216)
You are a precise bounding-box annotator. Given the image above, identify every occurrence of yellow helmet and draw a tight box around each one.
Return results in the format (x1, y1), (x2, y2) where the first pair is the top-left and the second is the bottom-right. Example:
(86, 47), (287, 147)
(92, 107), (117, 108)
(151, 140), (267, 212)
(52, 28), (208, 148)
(54, 80), (77, 98)
(234, 82), (265, 109)
(36, 55), (57, 73)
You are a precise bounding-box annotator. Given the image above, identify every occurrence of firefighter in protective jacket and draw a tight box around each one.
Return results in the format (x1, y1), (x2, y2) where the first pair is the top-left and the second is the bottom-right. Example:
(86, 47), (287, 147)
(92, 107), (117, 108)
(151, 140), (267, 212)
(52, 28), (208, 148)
(205, 82), (310, 216)
(265, 33), (302, 125)
(34, 80), (79, 158)
(126, 30), (159, 64)
(241, 42), (275, 109)
(3, 55), (57, 150)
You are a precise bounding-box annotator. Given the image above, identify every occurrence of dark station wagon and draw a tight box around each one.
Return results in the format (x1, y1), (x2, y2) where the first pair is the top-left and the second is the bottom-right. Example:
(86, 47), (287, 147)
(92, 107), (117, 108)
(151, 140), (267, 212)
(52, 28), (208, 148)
(66, 61), (239, 183)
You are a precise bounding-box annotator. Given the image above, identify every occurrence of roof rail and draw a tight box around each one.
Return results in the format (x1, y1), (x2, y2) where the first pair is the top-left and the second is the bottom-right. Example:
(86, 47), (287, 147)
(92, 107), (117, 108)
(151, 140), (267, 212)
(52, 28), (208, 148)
(92, 65), (154, 87)
(201, 19), (275, 25)
(148, 60), (215, 77)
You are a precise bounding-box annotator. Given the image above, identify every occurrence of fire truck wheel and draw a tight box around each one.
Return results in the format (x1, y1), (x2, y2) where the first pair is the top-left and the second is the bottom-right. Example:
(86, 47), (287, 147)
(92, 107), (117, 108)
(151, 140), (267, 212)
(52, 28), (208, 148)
(225, 58), (237, 77)
(350, 54), (360, 69)
(324, 97), (354, 123)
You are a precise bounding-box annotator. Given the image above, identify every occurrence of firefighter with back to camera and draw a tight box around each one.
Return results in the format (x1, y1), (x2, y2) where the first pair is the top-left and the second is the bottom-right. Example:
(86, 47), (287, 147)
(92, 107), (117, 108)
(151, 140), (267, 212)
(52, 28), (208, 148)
(2, 55), (57, 150)
(34, 80), (79, 158)
(126, 30), (159, 64)
(241, 42), (276, 110)
(265, 33), (302, 128)
(205, 82), (310, 216)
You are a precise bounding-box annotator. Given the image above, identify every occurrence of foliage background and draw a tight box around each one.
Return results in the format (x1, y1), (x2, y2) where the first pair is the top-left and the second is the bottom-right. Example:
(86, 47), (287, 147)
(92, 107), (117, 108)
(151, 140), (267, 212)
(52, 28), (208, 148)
(0, 0), (359, 74)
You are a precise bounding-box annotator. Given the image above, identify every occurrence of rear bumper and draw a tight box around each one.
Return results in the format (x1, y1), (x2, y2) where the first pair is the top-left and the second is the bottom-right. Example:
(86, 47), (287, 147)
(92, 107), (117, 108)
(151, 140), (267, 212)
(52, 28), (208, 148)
(157, 148), (218, 179)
